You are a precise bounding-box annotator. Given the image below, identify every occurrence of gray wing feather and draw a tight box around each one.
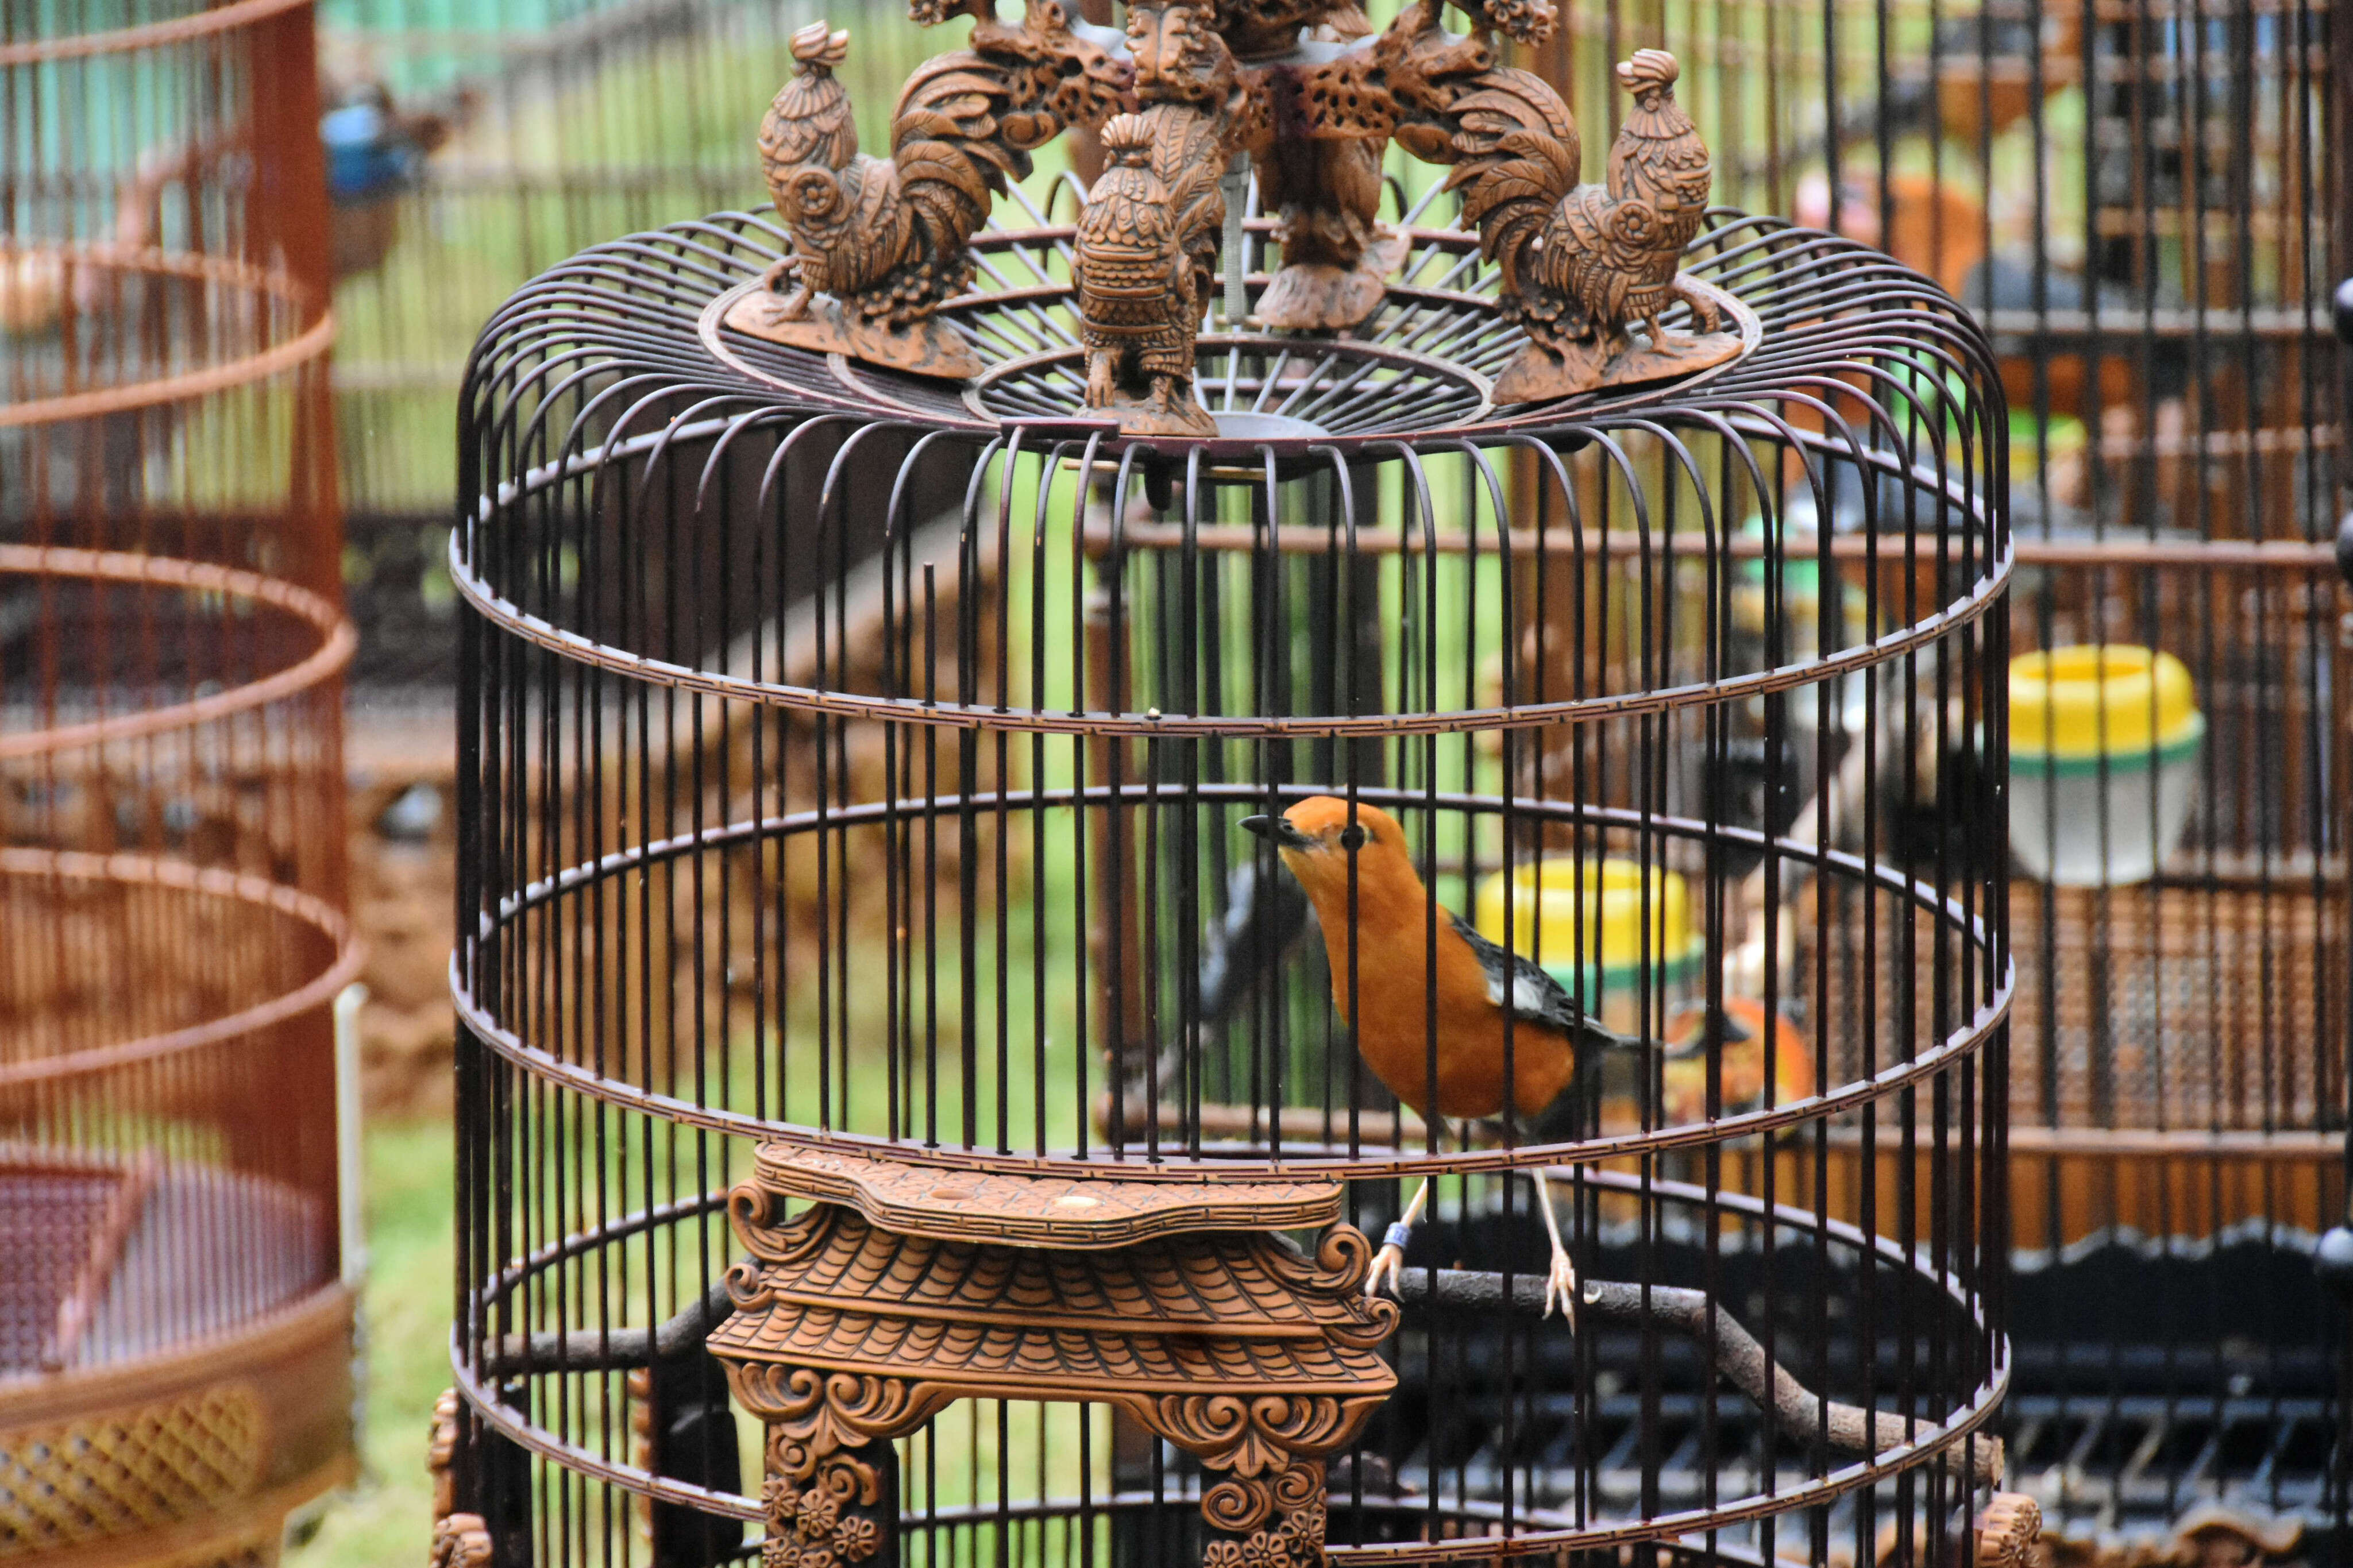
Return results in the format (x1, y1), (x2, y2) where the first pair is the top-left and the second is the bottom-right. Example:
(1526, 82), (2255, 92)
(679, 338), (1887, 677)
(1450, 912), (1640, 1049)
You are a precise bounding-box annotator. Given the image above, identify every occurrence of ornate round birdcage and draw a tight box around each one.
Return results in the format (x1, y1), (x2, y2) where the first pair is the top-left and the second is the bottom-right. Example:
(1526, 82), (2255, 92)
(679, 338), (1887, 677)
(1, 6), (357, 1566)
(448, 176), (2018, 1568)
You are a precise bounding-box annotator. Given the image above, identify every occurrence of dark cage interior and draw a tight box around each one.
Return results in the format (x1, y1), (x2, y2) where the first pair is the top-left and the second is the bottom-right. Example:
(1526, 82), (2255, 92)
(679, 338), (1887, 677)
(449, 199), (2014, 1568)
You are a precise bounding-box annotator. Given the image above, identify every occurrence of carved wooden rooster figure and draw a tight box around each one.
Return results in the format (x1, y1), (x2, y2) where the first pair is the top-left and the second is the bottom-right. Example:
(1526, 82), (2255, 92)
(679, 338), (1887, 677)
(757, 29), (905, 310)
(739, 10), (1130, 377)
(1075, 113), (1219, 436)
(1381, 3), (1741, 400)
(1537, 52), (1723, 374)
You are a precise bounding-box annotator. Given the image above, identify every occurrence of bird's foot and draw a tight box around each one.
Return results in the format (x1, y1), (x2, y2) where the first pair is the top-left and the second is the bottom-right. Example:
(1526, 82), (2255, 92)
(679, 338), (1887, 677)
(1083, 353), (1115, 410)
(1364, 1203), (1424, 1300)
(1542, 1244), (1578, 1325)
(1671, 281), (1726, 334)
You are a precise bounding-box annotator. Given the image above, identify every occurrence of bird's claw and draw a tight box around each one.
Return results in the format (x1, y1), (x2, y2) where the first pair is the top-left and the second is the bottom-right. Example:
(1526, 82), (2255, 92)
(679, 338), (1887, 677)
(1365, 1242), (1406, 1301)
(1542, 1248), (1578, 1327)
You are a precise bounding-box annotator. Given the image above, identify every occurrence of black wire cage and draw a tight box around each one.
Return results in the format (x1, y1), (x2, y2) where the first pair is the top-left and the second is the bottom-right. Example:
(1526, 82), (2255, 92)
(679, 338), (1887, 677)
(446, 111), (2022, 1568)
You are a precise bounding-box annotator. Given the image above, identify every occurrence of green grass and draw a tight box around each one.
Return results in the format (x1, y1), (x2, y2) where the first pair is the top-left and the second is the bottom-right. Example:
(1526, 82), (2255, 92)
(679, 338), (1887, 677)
(281, 1099), (1116, 1565)
(287, 1119), (457, 1568)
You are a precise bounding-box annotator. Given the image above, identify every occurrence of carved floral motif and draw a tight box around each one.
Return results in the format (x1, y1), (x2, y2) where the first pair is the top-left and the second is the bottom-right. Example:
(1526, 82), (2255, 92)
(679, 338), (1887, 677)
(1199, 1486), (1326, 1568)
(759, 1438), (890, 1568)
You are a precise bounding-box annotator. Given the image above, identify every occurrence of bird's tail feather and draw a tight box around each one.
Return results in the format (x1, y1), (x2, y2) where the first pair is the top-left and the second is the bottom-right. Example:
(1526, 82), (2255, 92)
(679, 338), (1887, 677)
(1489, 1006), (1750, 1145)
(1582, 1002), (1749, 1060)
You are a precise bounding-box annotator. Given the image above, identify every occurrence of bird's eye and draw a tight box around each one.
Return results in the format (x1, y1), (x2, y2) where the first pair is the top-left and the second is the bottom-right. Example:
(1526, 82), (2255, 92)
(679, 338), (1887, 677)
(1339, 824), (1367, 851)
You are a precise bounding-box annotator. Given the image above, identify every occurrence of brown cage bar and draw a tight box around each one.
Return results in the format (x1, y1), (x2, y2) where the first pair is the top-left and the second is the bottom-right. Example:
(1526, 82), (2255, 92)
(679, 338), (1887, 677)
(1, 5), (361, 1565)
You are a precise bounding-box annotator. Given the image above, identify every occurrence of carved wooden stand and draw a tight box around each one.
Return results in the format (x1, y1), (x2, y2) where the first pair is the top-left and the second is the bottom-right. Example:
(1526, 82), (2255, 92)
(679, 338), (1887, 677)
(709, 1148), (1398, 1568)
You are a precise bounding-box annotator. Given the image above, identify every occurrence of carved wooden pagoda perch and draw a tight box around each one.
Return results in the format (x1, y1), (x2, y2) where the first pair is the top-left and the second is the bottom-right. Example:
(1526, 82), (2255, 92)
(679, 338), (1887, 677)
(705, 1147), (1398, 1568)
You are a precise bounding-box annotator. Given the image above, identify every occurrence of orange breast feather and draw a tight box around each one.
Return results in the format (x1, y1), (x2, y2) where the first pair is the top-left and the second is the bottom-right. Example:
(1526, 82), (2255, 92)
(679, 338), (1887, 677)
(1315, 897), (1579, 1122)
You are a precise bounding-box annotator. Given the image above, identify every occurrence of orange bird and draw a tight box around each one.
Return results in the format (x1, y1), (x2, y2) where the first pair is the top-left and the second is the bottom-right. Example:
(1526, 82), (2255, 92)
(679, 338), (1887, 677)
(1240, 795), (1660, 1318)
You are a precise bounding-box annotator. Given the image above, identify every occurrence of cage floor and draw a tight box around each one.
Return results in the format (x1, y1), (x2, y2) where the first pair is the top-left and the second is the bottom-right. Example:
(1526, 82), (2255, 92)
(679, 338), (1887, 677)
(0, 1149), (327, 1378)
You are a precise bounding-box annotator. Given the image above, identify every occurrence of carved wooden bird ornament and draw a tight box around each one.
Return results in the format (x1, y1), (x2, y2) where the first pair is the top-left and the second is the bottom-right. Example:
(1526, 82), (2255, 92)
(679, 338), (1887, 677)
(742, 10), (1128, 377)
(1074, 111), (1219, 435)
(1540, 51), (1718, 348)
(1380, 5), (1739, 399)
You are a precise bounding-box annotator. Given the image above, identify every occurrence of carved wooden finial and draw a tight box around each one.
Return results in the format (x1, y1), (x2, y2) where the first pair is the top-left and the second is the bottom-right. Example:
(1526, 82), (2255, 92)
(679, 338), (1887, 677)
(731, 0), (1751, 410)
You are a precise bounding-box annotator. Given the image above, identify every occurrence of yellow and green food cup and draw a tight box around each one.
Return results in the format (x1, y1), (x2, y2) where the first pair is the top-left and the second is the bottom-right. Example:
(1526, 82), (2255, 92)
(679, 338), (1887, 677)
(2008, 644), (2203, 886)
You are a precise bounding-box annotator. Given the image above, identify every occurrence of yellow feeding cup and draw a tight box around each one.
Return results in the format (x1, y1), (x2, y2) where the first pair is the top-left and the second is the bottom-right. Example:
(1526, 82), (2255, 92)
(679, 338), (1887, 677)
(1473, 858), (1701, 1030)
(2008, 644), (2203, 886)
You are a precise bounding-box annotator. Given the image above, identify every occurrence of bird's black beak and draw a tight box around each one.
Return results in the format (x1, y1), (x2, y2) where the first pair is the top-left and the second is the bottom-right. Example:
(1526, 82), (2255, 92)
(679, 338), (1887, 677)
(1239, 814), (1309, 848)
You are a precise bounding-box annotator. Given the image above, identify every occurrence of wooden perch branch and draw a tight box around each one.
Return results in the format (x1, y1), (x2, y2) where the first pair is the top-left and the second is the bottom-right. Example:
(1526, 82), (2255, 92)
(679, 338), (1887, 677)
(480, 1257), (2000, 1493)
(1383, 1268), (2001, 1486)
(479, 1278), (735, 1378)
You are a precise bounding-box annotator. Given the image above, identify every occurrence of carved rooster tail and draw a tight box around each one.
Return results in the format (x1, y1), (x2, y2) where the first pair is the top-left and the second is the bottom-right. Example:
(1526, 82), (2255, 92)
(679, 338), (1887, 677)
(889, 34), (1064, 309)
(1441, 72), (1579, 293)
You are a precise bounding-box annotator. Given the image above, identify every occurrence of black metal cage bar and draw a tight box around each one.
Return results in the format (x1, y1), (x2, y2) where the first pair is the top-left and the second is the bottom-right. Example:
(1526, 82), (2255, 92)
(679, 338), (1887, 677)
(450, 200), (2014, 1568)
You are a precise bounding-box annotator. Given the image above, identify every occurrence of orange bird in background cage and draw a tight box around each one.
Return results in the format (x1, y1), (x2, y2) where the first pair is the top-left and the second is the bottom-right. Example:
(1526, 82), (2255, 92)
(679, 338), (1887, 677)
(1656, 996), (1812, 1128)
